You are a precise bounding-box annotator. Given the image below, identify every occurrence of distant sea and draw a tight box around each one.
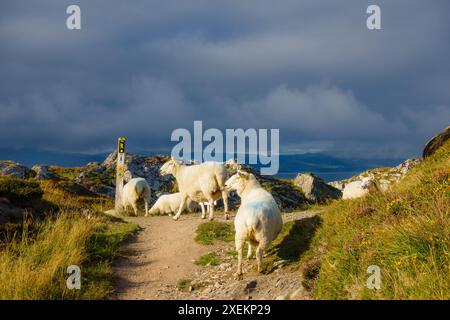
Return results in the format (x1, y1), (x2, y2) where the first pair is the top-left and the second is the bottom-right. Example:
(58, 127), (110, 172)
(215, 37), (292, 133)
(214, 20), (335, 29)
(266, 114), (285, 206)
(0, 148), (406, 182)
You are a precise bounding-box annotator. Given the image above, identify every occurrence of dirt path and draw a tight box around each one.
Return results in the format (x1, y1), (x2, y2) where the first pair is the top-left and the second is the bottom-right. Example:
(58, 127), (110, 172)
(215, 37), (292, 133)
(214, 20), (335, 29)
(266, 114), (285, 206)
(113, 211), (317, 300)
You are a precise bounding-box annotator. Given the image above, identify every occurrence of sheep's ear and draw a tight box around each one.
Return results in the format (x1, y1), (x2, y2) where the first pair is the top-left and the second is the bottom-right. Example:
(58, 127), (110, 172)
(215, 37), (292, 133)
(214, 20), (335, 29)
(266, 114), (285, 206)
(237, 170), (249, 179)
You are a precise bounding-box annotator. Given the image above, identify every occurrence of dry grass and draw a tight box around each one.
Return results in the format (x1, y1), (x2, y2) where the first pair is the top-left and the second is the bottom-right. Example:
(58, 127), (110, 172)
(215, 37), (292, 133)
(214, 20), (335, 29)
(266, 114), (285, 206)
(0, 175), (135, 299)
(0, 213), (94, 299)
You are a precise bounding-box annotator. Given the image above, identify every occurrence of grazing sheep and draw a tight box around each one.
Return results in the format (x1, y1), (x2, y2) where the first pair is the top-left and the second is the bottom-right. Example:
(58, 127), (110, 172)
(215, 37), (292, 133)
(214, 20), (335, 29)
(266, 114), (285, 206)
(225, 171), (283, 279)
(121, 177), (151, 216)
(148, 192), (198, 215)
(160, 158), (230, 221)
(342, 175), (379, 199)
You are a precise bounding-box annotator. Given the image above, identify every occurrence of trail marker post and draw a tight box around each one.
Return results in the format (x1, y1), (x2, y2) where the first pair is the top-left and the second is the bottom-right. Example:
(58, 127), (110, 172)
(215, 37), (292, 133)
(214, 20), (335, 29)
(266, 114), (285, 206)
(115, 137), (126, 214)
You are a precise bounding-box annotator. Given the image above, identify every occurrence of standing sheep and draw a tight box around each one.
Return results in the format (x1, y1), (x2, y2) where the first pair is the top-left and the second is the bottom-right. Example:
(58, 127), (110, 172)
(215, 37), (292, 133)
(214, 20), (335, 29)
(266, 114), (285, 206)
(225, 171), (283, 279)
(148, 192), (198, 215)
(159, 158), (230, 221)
(121, 177), (151, 216)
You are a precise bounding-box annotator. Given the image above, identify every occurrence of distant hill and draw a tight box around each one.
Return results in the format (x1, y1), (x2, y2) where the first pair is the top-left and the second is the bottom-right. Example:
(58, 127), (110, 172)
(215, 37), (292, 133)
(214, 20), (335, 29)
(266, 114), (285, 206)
(0, 148), (109, 168)
(0, 148), (405, 182)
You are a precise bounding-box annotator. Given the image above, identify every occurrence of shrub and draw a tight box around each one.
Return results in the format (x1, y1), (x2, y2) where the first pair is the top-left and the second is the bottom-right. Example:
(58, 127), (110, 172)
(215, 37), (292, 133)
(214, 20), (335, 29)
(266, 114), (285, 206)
(0, 176), (43, 206)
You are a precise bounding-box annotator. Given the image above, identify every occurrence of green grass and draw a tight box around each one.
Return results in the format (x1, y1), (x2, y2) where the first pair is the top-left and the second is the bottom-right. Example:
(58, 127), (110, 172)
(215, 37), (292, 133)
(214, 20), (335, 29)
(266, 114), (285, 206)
(243, 216), (322, 273)
(194, 252), (221, 266)
(49, 166), (83, 181)
(298, 140), (450, 300)
(195, 221), (234, 245)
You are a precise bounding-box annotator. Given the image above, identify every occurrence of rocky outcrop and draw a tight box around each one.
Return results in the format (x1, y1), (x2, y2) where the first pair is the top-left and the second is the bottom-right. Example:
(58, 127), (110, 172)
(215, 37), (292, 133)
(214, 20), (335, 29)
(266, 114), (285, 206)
(0, 161), (34, 179)
(423, 125), (450, 158)
(293, 173), (342, 203)
(76, 152), (175, 200)
(32, 165), (60, 180)
(239, 165), (308, 211)
(328, 158), (422, 192)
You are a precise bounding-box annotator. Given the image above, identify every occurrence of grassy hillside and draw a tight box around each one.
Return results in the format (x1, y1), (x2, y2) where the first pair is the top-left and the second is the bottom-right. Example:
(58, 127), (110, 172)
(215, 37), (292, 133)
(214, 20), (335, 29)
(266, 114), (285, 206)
(0, 177), (137, 299)
(299, 140), (449, 299)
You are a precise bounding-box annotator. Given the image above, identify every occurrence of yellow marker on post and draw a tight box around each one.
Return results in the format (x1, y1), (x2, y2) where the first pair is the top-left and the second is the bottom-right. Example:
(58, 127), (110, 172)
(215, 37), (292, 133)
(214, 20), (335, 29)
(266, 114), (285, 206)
(115, 137), (126, 213)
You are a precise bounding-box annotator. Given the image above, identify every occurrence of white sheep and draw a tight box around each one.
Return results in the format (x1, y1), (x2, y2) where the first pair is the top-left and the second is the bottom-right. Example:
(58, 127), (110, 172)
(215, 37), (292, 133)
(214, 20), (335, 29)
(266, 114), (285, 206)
(148, 192), (198, 215)
(342, 175), (379, 199)
(225, 170), (283, 279)
(121, 177), (151, 216)
(160, 158), (230, 221)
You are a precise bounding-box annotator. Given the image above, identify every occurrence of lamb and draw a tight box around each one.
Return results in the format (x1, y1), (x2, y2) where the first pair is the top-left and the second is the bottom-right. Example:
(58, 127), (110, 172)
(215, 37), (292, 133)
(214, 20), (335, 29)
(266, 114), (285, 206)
(342, 175), (379, 199)
(121, 177), (151, 216)
(148, 192), (198, 215)
(225, 170), (283, 279)
(159, 158), (230, 221)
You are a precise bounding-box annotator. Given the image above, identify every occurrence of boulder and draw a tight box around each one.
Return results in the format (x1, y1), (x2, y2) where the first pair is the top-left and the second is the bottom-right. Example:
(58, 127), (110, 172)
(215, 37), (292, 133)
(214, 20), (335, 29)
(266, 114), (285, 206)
(0, 161), (34, 179)
(293, 173), (342, 203)
(423, 125), (450, 158)
(31, 165), (60, 180)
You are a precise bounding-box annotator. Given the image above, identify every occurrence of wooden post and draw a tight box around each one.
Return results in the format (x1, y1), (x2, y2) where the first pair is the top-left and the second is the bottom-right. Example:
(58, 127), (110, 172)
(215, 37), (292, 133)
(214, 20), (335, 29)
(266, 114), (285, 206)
(115, 137), (126, 214)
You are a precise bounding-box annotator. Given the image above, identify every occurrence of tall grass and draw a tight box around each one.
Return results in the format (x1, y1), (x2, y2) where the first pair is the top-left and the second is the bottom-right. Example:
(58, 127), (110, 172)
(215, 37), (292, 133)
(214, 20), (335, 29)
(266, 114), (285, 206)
(0, 212), (137, 299)
(300, 140), (450, 299)
(0, 213), (95, 299)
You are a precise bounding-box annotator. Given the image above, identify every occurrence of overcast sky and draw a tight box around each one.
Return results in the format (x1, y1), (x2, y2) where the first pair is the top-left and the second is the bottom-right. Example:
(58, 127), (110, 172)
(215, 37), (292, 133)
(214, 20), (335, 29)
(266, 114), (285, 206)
(0, 0), (449, 159)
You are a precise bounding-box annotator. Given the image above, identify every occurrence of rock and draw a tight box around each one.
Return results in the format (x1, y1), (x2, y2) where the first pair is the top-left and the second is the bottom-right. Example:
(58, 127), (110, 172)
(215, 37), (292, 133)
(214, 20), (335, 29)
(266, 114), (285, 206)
(328, 181), (345, 191)
(218, 263), (232, 271)
(331, 157), (422, 194)
(0, 161), (34, 179)
(76, 151), (175, 200)
(238, 165), (308, 211)
(31, 165), (60, 180)
(244, 280), (257, 293)
(423, 125), (450, 158)
(393, 158), (421, 175)
(293, 173), (342, 203)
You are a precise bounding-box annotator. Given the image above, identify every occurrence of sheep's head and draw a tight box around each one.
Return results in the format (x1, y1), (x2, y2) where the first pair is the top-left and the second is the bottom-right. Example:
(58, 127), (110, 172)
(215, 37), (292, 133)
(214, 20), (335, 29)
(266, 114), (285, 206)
(225, 170), (255, 196)
(361, 176), (377, 191)
(224, 158), (241, 172)
(160, 158), (181, 176)
(124, 170), (133, 182)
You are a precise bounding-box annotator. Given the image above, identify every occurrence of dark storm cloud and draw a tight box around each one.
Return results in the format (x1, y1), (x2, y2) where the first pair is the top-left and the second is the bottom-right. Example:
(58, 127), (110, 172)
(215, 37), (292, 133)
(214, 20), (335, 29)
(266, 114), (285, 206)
(0, 0), (449, 157)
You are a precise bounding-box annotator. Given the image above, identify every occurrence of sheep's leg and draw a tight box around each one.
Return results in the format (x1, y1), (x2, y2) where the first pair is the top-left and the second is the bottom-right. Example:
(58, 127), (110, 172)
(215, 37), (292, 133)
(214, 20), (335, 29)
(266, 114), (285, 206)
(173, 196), (187, 221)
(247, 242), (253, 259)
(200, 203), (206, 219)
(207, 199), (215, 221)
(234, 239), (245, 280)
(256, 242), (267, 273)
(132, 202), (138, 216)
(222, 190), (230, 220)
(144, 200), (149, 217)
